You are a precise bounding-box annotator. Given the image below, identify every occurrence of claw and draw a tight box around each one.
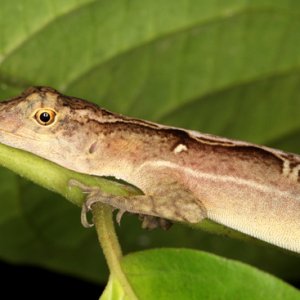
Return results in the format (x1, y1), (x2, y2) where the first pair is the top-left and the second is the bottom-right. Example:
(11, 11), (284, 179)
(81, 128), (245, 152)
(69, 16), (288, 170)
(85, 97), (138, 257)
(80, 202), (94, 228)
(116, 209), (125, 225)
(69, 179), (87, 189)
(80, 197), (104, 228)
(68, 179), (96, 193)
(69, 179), (101, 228)
(85, 197), (101, 210)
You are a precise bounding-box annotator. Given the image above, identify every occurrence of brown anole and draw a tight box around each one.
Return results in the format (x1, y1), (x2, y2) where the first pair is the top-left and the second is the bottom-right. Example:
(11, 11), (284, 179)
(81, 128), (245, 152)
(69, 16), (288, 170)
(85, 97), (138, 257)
(0, 86), (299, 253)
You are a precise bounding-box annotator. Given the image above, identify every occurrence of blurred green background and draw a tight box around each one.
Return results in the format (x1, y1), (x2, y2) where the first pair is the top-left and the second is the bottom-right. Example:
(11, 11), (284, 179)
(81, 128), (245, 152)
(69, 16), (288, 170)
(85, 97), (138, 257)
(0, 0), (299, 290)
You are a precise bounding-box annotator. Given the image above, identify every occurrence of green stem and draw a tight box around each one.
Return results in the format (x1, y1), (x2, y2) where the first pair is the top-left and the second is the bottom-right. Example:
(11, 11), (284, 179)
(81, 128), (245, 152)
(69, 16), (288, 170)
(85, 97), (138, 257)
(92, 203), (138, 300)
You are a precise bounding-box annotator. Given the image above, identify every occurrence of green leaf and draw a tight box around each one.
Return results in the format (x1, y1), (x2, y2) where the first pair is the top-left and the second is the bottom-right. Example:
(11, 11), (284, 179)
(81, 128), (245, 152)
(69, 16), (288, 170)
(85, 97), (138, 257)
(0, 0), (299, 286)
(101, 249), (300, 300)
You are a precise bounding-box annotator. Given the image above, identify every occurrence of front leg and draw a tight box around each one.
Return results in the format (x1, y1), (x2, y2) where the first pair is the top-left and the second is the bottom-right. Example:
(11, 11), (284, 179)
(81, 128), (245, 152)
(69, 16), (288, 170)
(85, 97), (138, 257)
(69, 176), (207, 229)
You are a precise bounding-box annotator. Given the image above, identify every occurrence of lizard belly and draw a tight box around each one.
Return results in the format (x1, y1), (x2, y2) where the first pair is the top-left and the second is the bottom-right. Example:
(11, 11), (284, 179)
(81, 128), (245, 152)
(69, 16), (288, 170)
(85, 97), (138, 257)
(194, 177), (300, 252)
(186, 169), (300, 253)
(135, 160), (300, 253)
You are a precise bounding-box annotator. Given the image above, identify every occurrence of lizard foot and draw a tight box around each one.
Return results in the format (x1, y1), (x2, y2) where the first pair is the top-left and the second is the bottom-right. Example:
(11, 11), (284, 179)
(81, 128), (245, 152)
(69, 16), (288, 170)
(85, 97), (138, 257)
(68, 179), (127, 228)
(82, 194), (126, 228)
(69, 176), (206, 229)
(139, 215), (173, 230)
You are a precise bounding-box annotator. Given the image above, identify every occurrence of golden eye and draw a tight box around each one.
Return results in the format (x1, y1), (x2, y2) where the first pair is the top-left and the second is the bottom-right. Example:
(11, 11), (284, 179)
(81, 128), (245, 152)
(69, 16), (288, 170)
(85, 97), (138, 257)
(34, 109), (56, 126)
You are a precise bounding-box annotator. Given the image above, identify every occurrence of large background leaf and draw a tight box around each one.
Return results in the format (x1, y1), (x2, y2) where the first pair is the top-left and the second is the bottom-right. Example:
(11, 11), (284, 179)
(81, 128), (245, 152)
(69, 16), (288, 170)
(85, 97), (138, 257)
(0, 0), (299, 289)
(104, 249), (300, 300)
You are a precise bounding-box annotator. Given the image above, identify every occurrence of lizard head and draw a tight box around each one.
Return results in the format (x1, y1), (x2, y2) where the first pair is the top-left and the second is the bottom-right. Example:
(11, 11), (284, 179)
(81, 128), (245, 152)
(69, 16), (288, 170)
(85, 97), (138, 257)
(0, 86), (105, 172)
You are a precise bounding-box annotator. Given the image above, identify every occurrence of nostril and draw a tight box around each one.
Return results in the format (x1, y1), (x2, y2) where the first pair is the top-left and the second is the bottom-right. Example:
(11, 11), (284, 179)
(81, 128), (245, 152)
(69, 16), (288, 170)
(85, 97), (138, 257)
(89, 141), (98, 154)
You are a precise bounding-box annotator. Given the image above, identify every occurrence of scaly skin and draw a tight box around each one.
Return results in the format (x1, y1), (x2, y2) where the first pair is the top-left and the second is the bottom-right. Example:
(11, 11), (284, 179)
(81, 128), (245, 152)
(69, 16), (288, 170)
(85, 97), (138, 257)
(0, 86), (299, 253)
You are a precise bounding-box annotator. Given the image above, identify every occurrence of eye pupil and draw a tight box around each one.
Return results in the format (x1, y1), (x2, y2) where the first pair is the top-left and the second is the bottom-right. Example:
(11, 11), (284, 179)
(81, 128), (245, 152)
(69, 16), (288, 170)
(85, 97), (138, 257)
(40, 112), (50, 122)
(34, 109), (56, 126)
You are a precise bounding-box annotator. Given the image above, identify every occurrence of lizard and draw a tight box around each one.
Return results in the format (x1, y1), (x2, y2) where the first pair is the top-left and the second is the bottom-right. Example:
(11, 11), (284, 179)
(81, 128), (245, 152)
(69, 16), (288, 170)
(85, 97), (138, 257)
(0, 86), (299, 253)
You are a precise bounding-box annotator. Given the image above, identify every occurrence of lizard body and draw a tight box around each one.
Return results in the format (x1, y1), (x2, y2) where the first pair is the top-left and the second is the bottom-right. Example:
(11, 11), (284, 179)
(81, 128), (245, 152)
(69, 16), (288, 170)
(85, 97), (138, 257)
(0, 87), (299, 253)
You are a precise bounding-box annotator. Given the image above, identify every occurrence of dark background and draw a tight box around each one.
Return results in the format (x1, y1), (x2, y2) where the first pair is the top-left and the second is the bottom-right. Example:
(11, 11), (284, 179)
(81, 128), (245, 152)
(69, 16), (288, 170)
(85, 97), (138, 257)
(1, 262), (103, 298)
(1, 261), (299, 298)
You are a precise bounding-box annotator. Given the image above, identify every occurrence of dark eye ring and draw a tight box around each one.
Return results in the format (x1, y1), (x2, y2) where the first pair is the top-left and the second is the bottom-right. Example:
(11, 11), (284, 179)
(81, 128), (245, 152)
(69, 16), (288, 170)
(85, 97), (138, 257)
(35, 109), (56, 126)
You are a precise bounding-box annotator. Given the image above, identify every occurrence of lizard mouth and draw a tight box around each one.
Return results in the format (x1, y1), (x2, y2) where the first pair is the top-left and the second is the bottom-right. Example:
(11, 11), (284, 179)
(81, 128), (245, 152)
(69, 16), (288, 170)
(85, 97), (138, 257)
(0, 128), (39, 142)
